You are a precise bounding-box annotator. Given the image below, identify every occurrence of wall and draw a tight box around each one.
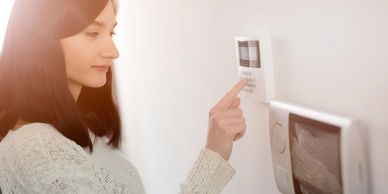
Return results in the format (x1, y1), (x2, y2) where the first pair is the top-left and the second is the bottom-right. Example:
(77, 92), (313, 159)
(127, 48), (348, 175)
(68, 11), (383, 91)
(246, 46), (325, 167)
(114, 0), (388, 193)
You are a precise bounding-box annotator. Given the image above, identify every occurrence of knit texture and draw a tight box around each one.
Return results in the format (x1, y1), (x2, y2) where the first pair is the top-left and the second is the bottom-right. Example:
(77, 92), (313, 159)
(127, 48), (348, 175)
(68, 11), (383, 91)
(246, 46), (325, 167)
(0, 123), (235, 194)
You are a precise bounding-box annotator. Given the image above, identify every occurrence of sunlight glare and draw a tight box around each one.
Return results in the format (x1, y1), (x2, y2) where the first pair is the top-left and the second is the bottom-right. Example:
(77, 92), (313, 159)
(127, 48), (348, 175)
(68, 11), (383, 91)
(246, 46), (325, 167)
(0, 0), (16, 54)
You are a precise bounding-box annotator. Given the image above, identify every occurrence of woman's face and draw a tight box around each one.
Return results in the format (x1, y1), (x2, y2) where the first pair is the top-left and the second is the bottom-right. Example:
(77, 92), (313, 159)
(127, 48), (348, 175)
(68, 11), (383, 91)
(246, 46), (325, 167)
(60, 1), (119, 90)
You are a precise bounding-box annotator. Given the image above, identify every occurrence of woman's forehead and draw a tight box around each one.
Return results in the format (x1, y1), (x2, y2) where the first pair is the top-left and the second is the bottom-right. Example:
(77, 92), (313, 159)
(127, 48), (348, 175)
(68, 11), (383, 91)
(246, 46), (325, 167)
(93, 0), (117, 27)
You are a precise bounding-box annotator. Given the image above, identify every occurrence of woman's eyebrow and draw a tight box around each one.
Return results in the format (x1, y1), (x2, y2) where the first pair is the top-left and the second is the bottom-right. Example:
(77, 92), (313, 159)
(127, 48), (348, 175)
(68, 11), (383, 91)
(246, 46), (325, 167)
(90, 20), (118, 28)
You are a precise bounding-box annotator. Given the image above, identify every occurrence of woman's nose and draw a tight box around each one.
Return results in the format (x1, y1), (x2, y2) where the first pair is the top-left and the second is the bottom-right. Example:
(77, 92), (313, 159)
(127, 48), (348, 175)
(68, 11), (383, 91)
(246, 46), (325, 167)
(101, 39), (120, 59)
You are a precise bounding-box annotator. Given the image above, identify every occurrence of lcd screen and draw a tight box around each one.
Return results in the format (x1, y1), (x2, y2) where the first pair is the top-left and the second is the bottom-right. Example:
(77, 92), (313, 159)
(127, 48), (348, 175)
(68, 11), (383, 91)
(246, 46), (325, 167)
(238, 40), (261, 68)
(289, 113), (343, 194)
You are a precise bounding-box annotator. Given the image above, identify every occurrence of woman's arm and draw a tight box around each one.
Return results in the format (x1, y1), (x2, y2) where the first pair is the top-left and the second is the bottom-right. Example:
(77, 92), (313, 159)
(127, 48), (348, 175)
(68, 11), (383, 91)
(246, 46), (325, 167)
(180, 79), (247, 194)
(180, 148), (235, 194)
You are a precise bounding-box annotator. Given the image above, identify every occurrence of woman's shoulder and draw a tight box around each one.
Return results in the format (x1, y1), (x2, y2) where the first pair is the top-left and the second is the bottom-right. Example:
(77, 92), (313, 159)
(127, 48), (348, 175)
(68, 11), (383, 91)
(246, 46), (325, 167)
(0, 122), (92, 178)
(0, 123), (127, 193)
(0, 122), (87, 159)
(7, 122), (58, 135)
(1, 122), (66, 146)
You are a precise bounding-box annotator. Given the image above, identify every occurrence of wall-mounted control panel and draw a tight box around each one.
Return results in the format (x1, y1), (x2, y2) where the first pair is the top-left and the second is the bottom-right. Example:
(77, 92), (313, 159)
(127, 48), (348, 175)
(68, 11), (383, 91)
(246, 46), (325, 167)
(235, 34), (275, 103)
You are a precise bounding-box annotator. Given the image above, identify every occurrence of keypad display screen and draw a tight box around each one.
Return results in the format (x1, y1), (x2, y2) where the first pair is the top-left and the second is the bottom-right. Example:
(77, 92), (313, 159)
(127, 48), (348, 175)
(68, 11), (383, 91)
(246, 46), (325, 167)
(238, 40), (261, 68)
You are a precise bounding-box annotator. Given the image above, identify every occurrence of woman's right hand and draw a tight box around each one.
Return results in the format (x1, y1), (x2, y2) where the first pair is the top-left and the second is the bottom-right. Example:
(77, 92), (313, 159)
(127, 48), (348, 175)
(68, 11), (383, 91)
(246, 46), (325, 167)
(205, 78), (247, 161)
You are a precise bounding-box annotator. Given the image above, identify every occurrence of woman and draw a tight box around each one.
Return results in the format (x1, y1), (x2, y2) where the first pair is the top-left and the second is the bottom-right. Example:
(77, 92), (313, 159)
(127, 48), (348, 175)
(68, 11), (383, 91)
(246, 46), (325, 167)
(0, 0), (247, 193)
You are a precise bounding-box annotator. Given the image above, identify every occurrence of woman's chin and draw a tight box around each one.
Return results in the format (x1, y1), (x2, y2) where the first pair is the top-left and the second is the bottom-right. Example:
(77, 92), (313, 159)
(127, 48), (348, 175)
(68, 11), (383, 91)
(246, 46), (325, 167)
(84, 78), (107, 88)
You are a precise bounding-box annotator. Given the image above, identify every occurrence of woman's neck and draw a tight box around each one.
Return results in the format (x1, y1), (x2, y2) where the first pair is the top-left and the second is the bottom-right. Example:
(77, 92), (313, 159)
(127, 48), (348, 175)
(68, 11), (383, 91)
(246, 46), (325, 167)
(67, 80), (82, 101)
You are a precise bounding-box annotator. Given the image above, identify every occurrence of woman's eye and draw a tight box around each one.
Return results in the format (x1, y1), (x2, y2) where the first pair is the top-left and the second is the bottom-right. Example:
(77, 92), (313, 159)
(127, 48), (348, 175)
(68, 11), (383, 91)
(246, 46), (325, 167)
(86, 32), (99, 38)
(110, 31), (117, 37)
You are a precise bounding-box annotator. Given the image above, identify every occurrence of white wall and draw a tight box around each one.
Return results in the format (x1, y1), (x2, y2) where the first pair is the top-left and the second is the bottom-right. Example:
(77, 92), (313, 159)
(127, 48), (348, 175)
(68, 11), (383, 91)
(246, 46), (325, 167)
(114, 0), (388, 193)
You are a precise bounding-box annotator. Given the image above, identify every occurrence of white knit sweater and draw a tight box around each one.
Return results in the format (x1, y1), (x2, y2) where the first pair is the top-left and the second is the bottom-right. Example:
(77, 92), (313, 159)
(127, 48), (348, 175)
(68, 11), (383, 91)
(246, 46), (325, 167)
(0, 123), (235, 194)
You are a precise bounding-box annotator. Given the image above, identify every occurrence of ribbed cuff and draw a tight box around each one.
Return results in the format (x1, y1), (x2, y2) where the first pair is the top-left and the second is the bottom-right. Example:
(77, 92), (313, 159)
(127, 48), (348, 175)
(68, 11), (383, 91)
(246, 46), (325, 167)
(181, 148), (235, 194)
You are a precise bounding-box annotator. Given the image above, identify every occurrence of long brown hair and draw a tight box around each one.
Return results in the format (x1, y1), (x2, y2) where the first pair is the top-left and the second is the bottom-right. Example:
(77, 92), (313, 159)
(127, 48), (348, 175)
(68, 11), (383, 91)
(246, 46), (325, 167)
(0, 0), (121, 152)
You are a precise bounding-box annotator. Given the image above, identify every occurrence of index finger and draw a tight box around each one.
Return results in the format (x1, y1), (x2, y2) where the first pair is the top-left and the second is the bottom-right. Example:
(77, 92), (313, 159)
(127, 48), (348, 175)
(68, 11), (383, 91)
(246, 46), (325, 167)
(216, 78), (247, 110)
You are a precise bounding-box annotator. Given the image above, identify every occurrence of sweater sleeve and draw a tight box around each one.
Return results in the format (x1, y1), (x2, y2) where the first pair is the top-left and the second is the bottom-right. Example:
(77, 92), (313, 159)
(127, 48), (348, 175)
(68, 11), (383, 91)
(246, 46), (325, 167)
(180, 148), (236, 194)
(0, 123), (126, 194)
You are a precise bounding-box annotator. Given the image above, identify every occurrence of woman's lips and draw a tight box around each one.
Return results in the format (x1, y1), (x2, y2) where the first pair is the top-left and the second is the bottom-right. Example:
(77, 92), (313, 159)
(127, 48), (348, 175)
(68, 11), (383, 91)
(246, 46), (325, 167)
(92, 65), (110, 72)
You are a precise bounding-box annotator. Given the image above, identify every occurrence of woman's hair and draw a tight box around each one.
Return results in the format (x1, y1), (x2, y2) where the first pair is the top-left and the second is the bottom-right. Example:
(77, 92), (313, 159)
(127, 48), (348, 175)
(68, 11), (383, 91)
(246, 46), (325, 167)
(0, 0), (121, 152)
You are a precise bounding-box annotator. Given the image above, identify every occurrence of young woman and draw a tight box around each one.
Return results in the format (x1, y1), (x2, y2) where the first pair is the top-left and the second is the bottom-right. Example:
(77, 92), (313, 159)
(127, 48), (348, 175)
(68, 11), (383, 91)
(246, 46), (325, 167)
(0, 0), (247, 193)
